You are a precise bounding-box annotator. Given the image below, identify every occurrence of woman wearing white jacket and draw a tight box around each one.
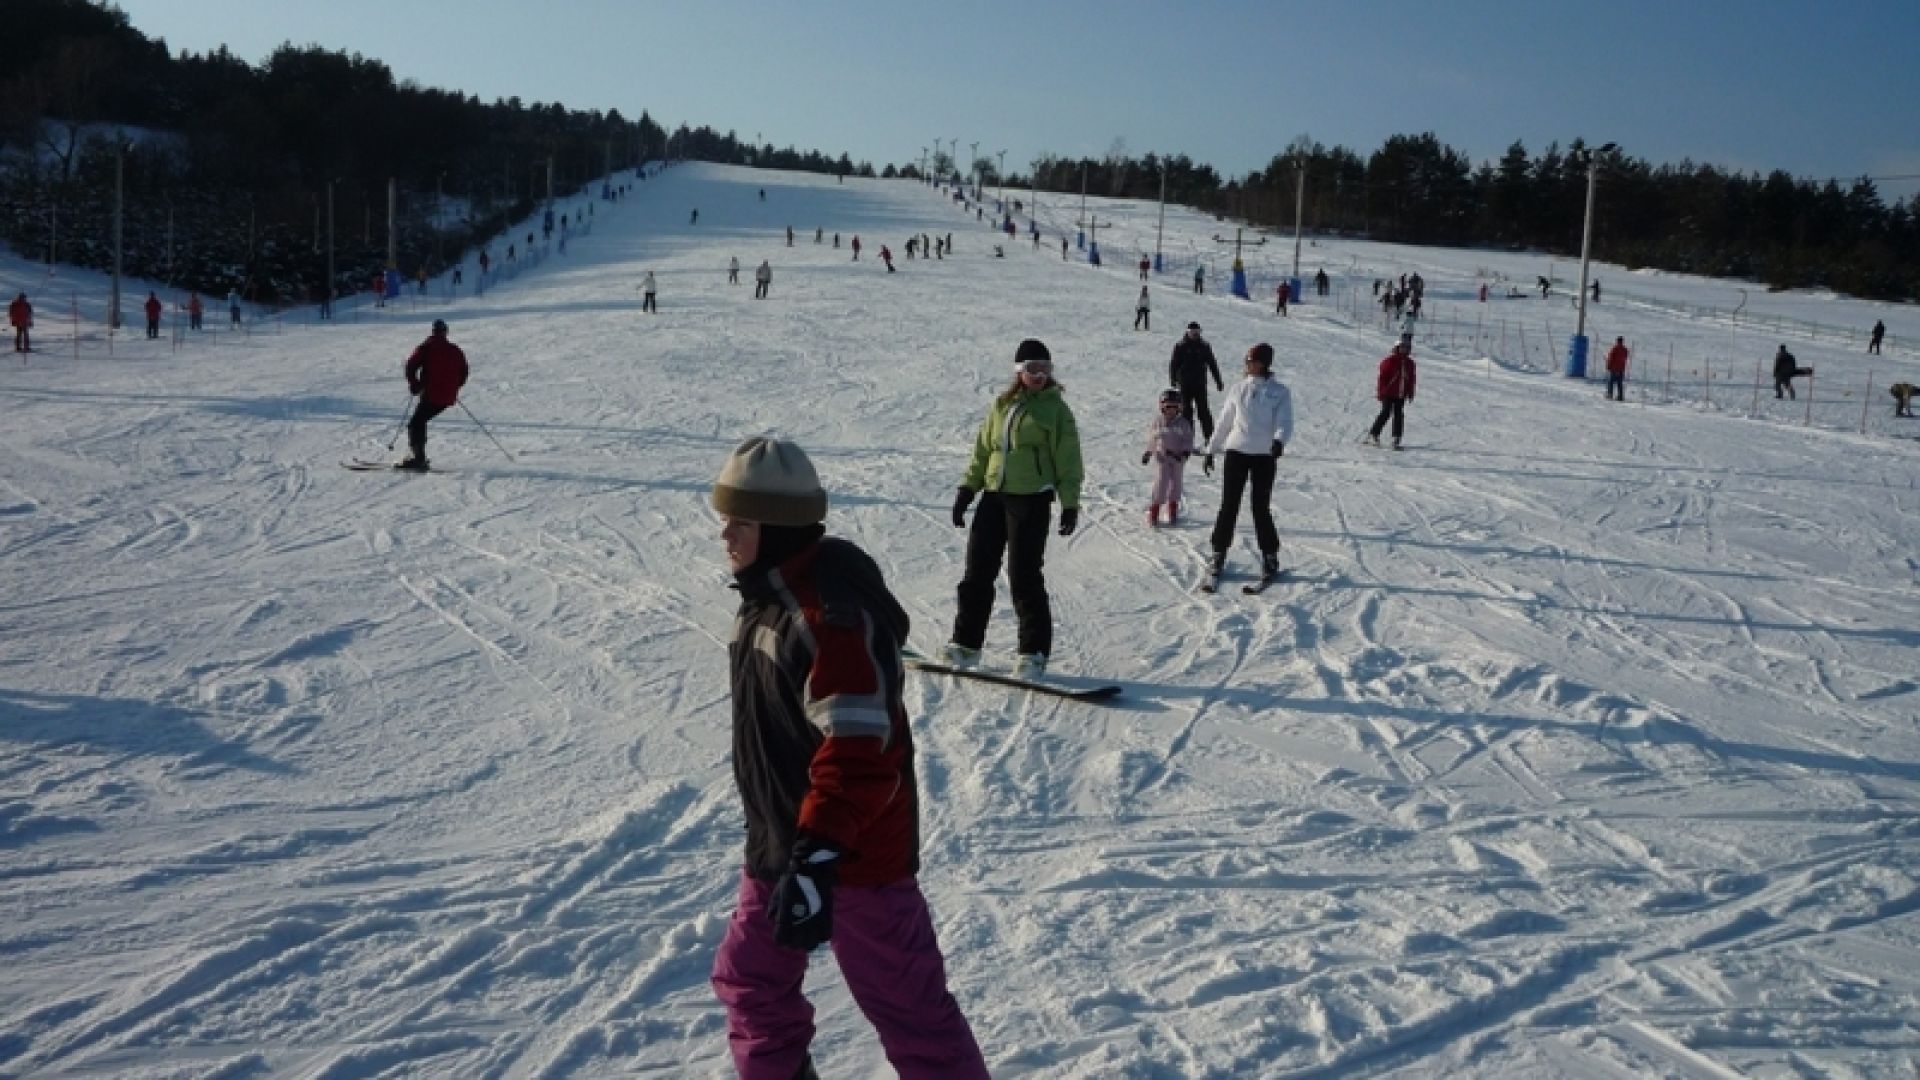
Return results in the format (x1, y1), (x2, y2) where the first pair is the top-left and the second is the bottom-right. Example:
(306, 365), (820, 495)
(1202, 342), (1293, 579)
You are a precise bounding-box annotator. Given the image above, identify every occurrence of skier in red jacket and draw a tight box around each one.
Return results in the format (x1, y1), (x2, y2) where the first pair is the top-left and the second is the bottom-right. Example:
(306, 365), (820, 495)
(10, 293), (32, 352)
(143, 292), (163, 338)
(1366, 334), (1418, 449)
(1604, 337), (1630, 401)
(400, 319), (469, 471)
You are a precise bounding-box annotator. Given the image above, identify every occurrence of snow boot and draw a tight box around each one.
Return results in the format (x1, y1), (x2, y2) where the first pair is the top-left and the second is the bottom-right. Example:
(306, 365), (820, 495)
(940, 643), (982, 669)
(396, 456), (430, 472)
(1147, 505), (1160, 527)
(1167, 501), (1179, 525)
(1261, 552), (1280, 578)
(1365, 433), (1380, 447)
(1013, 652), (1049, 679)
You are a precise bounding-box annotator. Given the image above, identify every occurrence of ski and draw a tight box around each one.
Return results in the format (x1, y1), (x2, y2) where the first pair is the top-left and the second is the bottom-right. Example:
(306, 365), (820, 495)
(343, 459), (430, 472)
(903, 658), (1121, 702)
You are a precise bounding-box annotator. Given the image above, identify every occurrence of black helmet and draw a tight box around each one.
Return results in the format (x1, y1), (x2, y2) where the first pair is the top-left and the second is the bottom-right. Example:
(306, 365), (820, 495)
(431, 319), (448, 334)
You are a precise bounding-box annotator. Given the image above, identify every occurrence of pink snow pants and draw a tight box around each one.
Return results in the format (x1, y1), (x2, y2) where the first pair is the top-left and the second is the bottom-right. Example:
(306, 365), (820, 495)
(1151, 457), (1186, 509)
(711, 870), (989, 1079)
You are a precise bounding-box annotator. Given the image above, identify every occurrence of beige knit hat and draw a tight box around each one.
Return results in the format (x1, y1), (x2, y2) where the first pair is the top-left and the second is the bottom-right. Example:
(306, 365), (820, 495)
(711, 437), (828, 525)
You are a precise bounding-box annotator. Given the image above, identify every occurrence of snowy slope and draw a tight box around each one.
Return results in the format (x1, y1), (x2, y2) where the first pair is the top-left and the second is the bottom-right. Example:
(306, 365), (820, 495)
(2, 162), (1918, 1079)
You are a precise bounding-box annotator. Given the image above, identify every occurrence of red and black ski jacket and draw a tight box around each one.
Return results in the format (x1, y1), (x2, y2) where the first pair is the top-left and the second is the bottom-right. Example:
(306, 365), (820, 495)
(1377, 351), (1417, 401)
(728, 536), (919, 887)
(405, 333), (469, 407)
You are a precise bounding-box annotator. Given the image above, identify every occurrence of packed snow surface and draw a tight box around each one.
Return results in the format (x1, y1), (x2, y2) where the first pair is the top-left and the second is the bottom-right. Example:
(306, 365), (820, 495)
(3, 163), (1919, 1078)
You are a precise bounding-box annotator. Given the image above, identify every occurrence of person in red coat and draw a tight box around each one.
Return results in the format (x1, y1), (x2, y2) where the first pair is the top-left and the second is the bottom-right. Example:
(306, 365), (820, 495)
(1366, 334), (1418, 449)
(1275, 279), (1291, 316)
(400, 319), (469, 471)
(143, 292), (163, 338)
(9, 292), (32, 352)
(851, 235), (861, 261)
(1604, 336), (1630, 401)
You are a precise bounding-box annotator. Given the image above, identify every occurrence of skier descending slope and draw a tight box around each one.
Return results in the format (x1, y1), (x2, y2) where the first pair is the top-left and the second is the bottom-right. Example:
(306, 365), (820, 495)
(399, 319), (469, 471)
(945, 340), (1083, 679)
(706, 437), (989, 1080)
(1201, 343), (1292, 591)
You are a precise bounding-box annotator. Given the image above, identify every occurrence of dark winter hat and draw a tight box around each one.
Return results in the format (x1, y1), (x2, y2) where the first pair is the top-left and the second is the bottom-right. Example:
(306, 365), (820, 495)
(1159, 387), (1184, 406)
(1186, 322), (1201, 331)
(1014, 338), (1052, 370)
(431, 319), (448, 334)
(1247, 343), (1275, 369)
(711, 437), (828, 526)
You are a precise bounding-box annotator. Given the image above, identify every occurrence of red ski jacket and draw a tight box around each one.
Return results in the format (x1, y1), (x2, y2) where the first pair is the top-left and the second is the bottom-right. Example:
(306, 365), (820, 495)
(728, 537), (919, 887)
(8, 298), (30, 328)
(1606, 343), (1630, 375)
(405, 333), (469, 407)
(1377, 351), (1417, 400)
(144, 296), (162, 320)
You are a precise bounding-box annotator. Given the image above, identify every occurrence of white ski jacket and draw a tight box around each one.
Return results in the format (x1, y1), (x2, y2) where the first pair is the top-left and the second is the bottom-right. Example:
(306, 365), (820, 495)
(1207, 374), (1294, 455)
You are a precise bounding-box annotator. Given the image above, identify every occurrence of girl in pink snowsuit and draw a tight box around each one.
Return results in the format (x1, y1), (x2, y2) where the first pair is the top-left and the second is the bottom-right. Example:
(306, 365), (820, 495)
(1143, 387), (1195, 525)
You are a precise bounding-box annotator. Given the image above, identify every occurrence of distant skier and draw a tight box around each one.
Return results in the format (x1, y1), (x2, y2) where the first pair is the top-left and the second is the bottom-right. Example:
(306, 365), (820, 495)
(228, 289), (243, 325)
(1134, 285), (1151, 331)
(705, 437), (990, 1080)
(757, 188), (765, 201)
(399, 319), (469, 471)
(754, 260), (771, 299)
(691, 208), (700, 225)
(1138, 255), (1150, 282)
(729, 256), (741, 285)
(1315, 269), (1329, 296)
(1773, 344), (1807, 399)
(143, 292), (162, 338)
(1193, 265), (1205, 294)
(1604, 336), (1630, 401)
(187, 292), (204, 330)
(1869, 320), (1885, 354)
(1170, 322), (1225, 441)
(906, 236), (917, 259)
(8, 292), (29, 352)
(1590, 279), (1601, 304)
(640, 271), (658, 312)
(1142, 387), (1194, 526)
(1201, 342), (1293, 584)
(851, 235), (861, 261)
(1061, 236), (1069, 260)
(815, 227), (823, 243)
(833, 232), (840, 249)
(786, 225), (794, 246)
(1537, 276), (1551, 299)
(1275, 279), (1290, 316)
(1367, 334), (1417, 449)
(945, 339), (1083, 679)
(879, 246), (895, 272)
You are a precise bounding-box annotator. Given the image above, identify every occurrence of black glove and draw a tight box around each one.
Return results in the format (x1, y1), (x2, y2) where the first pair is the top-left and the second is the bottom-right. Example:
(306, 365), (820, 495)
(1141, 451), (1151, 465)
(1272, 440), (1284, 459)
(951, 487), (975, 528)
(1203, 454), (1215, 476)
(1058, 507), (1079, 537)
(1215, 381), (1224, 393)
(769, 837), (840, 951)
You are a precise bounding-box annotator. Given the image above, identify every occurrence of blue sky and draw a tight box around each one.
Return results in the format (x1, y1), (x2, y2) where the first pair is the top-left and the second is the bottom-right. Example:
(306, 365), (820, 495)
(116, 0), (1920, 201)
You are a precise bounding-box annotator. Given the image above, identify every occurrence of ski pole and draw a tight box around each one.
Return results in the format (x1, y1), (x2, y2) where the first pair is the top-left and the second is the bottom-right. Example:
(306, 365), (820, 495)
(458, 400), (516, 462)
(386, 395), (414, 451)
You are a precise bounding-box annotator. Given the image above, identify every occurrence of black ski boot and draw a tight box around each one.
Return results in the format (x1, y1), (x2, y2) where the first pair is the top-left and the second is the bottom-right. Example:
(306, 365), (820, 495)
(396, 456), (430, 472)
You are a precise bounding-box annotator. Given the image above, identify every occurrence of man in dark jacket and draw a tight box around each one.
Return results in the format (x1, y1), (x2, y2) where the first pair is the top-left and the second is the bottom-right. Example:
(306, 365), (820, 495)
(400, 319), (469, 471)
(709, 437), (987, 1080)
(1169, 322), (1225, 441)
(1773, 344), (1803, 400)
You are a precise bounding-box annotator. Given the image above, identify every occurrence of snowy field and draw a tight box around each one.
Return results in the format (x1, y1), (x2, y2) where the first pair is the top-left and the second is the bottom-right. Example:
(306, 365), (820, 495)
(3, 162), (1919, 1078)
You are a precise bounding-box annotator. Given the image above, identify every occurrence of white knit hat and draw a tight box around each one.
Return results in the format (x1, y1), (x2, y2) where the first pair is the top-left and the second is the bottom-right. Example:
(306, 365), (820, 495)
(711, 437), (828, 525)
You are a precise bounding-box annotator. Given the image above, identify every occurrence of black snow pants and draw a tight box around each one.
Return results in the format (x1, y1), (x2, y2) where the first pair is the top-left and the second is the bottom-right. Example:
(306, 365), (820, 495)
(1370, 398), (1407, 441)
(1180, 381), (1216, 443)
(952, 491), (1054, 657)
(1210, 451), (1279, 557)
(408, 402), (451, 460)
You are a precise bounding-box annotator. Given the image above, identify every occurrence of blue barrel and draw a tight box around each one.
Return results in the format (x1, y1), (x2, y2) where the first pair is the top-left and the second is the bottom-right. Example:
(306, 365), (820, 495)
(1289, 277), (1303, 304)
(384, 269), (402, 298)
(1154, 253), (1164, 272)
(1230, 267), (1250, 300)
(1566, 334), (1590, 378)
(1088, 242), (1101, 266)
(1076, 230), (1085, 250)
